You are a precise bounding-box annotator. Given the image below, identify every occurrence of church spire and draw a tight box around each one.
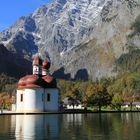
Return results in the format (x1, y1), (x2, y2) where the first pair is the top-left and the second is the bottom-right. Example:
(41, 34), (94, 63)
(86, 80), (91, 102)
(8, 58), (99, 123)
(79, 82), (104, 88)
(42, 60), (50, 76)
(32, 54), (42, 75)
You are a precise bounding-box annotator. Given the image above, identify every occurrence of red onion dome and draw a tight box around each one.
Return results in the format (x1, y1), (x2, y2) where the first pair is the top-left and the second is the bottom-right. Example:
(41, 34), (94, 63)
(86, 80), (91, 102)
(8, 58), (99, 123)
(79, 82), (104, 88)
(18, 76), (28, 88)
(17, 75), (44, 89)
(25, 75), (41, 86)
(42, 60), (51, 70)
(43, 75), (53, 83)
(32, 55), (42, 66)
(42, 75), (57, 88)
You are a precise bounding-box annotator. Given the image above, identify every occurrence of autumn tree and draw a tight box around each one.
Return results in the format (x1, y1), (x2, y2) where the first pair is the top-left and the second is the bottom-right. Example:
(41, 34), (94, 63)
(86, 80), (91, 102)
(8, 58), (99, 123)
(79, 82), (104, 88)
(84, 83), (111, 111)
(91, 84), (112, 111)
(108, 77), (125, 110)
(83, 83), (95, 107)
(122, 73), (140, 110)
(108, 73), (140, 111)
(111, 93), (123, 110)
(0, 73), (17, 96)
(0, 93), (14, 110)
(67, 87), (82, 109)
(57, 80), (73, 100)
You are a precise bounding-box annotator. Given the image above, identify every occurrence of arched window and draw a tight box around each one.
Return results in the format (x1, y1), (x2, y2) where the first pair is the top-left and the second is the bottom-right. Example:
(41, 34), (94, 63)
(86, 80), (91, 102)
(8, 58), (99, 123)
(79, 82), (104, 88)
(20, 94), (23, 102)
(47, 93), (50, 102)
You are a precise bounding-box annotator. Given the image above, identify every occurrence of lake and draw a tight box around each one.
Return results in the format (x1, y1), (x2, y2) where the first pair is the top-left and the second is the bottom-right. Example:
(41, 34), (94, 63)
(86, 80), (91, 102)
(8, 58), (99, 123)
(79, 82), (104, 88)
(0, 113), (140, 140)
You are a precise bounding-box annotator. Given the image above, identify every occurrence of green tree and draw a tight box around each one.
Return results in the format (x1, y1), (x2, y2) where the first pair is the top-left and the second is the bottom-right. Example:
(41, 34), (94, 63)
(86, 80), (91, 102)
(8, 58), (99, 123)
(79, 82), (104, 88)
(111, 93), (123, 111)
(123, 73), (140, 110)
(108, 73), (140, 111)
(91, 84), (112, 111)
(116, 49), (140, 73)
(83, 83), (95, 107)
(57, 80), (73, 100)
(67, 87), (81, 109)
(84, 83), (111, 111)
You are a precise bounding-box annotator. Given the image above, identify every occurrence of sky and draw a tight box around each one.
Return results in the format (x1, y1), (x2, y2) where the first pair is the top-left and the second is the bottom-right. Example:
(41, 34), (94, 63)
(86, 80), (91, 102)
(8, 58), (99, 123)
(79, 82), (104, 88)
(0, 0), (53, 31)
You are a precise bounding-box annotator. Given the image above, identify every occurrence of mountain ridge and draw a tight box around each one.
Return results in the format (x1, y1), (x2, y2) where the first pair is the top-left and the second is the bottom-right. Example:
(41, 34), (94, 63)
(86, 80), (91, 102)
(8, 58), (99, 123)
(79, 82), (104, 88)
(0, 0), (140, 80)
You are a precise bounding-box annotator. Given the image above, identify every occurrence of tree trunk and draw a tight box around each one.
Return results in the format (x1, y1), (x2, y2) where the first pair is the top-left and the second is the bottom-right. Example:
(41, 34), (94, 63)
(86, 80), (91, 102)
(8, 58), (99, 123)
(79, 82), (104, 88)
(72, 104), (74, 109)
(99, 104), (101, 112)
(130, 102), (133, 111)
(117, 105), (121, 111)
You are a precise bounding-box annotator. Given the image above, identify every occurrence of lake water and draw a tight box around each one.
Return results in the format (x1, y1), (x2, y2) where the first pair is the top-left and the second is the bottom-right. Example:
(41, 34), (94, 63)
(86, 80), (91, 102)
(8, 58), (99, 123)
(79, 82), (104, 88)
(0, 113), (140, 140)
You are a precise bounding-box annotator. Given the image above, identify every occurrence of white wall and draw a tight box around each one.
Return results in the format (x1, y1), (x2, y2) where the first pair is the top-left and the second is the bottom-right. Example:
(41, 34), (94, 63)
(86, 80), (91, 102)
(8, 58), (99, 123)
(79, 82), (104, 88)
(16, 88), (44, 112)
(44, 88), (59, 111)
(16, 89), (24, 112)
(16, 88), (59, 112)
(24, 88), (44, 112)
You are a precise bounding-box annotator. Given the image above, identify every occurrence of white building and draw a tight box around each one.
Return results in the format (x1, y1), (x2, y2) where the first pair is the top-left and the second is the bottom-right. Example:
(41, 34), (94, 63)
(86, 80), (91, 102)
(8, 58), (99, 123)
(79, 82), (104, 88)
(16, 54), (59, 112)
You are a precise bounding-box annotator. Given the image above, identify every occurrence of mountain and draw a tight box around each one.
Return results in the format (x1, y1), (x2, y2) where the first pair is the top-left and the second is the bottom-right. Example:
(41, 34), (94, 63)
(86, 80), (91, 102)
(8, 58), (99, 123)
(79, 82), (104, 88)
(0, 44), (32, 78)
(0, 0), (140, 80)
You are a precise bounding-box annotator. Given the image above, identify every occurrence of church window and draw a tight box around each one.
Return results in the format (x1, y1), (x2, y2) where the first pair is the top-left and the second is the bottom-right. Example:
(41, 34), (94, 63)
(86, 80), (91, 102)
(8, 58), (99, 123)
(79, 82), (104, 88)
(47, 93), (50, 102)
(20, 94), (23, 102)
(42, 93), (44, 101)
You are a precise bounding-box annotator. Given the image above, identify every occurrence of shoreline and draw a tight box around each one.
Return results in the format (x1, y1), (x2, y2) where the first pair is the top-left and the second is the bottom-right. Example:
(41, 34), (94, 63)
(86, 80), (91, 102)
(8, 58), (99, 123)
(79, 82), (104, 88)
(0, 110), (140, 115)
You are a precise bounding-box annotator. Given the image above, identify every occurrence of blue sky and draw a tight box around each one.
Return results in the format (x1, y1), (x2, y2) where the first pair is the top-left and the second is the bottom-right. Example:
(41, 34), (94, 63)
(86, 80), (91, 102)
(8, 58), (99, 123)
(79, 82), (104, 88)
(0, 0), (52, 31)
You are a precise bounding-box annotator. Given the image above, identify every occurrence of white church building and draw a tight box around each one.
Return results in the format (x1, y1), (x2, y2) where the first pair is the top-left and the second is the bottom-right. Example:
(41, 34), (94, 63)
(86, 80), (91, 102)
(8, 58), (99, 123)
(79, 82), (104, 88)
(16, 54), (59, 112)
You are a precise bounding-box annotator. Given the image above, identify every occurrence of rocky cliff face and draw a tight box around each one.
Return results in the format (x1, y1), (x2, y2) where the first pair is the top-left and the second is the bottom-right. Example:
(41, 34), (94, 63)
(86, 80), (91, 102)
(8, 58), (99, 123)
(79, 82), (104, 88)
(0, 0), (140, 80)
(0, 44), (32, 78)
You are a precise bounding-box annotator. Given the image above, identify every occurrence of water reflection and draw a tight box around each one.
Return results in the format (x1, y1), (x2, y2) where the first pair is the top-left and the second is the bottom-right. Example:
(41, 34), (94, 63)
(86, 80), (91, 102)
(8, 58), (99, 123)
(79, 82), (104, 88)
(15, 115), (60, 140)
(58, 113), (140, 140)
(63, 114), (82, 124)
(0, 113), (140, 140)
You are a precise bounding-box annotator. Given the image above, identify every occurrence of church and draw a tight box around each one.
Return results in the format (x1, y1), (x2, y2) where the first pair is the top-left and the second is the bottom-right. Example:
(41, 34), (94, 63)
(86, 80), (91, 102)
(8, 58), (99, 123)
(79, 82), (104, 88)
(16, 54), (59, 112)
